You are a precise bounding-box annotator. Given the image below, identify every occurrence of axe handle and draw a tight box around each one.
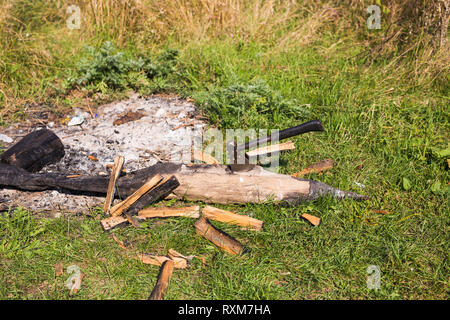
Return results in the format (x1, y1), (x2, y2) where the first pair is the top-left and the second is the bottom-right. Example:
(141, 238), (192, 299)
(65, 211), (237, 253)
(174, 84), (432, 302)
(236, 120), (324, 152)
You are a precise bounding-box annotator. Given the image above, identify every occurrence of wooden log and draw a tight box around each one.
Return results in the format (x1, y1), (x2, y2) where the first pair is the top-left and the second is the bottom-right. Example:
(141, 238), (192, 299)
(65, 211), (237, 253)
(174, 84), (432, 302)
(0, 162), (366, 204)
(103, 155), (125, 214)
(110, 175), (163, 216)
(202, 206), (263, 231)
(292, 159), (334, 177)
(0, 129), (65, 172)
(148, 260), (175, 300)
(120, 176), (180, 216)
(100, 205), (200, 231)
(194, 216), (244, 255)
(245, 141), (295, 158)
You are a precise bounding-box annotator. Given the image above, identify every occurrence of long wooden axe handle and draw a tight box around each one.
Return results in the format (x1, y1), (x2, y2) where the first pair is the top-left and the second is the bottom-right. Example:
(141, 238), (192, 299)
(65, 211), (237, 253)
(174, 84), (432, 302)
(227, 120), (325, 169)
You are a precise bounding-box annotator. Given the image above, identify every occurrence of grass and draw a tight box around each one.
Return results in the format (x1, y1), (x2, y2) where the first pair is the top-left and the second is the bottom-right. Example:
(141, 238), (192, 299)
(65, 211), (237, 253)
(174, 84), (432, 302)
(0, 0), (449, 299)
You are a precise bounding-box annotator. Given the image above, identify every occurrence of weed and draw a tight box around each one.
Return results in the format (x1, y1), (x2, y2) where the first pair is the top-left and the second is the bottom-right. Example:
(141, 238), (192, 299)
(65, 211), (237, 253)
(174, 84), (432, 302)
(66, 42), (178, 93)
(193, 79), (310, 128)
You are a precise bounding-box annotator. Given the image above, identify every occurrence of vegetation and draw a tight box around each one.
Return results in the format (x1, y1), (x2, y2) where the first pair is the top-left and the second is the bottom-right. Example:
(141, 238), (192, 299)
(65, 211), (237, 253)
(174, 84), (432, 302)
(0, 0), (448, 299)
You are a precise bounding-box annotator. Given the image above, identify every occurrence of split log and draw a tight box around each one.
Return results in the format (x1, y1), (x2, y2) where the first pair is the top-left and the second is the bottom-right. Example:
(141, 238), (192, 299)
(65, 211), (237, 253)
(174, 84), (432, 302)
(0, 162), (366, 205)
(0, 129), (64, 172)
(202, 206), (263, 231)
(110, 175), (163, 216)
(194, 216), (244, 255)
(148, 260), (175, 300)
(103, 155), (124, 214)
(101, 204), (196, 231)
(119, 176), (180, 216)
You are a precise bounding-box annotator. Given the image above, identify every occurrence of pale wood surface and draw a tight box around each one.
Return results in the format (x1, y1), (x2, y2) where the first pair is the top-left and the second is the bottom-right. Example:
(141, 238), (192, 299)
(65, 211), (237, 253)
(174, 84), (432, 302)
(246, 141), (295, 157)
(202, 206), (263, 231)
(110, 174), (162, 216)
(103, 155), (124, 214)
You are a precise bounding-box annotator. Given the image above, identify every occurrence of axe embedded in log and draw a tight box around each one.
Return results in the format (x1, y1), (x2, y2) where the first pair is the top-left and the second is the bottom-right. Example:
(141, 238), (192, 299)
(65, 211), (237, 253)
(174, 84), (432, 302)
(226, 120), (325, 172)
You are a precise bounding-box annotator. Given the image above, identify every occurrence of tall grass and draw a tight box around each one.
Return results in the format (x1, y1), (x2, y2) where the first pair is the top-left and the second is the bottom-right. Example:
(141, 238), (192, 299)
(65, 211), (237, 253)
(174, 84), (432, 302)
(0, 0), (448, 116)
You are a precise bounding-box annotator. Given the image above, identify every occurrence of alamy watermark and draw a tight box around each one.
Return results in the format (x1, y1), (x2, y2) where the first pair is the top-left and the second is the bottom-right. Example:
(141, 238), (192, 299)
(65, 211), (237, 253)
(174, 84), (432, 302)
(66, 5), (81, 30)
(367, 5), (381, 30)
(366, 265), (381, 290)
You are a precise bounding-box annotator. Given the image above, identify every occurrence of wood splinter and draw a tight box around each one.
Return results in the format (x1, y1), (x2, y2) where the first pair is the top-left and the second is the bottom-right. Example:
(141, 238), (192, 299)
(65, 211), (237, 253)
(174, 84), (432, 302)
(103, 155), (125, 214)
(194, 216), (244, 255)
(193, 150), (220, 164)
(301, 213), (321, 226)
(100, 206), (199, 231)
(148, 260), (175, 300)
(292, 159), (334, 177)
(202, 206), (263, 231)
(246, 141), (295, 158)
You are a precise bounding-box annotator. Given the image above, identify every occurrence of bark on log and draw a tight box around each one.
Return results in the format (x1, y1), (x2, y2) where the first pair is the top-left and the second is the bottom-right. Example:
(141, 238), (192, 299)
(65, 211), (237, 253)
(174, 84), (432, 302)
(0, 129), (65, 172)
(0, 162), (366, 205)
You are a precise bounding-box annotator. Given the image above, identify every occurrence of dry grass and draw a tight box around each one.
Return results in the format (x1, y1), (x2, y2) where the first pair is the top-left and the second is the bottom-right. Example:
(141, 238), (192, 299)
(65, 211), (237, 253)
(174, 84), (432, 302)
(0, 0), (448, 114)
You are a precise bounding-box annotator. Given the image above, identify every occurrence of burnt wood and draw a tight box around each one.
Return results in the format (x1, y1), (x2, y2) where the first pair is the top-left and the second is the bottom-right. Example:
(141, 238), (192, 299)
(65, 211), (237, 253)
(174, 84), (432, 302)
(0, 129), (65, 172)
(123, 176), (180, 216)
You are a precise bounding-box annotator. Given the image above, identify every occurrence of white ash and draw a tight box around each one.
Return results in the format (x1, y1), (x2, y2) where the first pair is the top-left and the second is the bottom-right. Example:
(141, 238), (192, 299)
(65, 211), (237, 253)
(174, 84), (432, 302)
(44, 94), (207, 175)
(0, 94), (209, 214)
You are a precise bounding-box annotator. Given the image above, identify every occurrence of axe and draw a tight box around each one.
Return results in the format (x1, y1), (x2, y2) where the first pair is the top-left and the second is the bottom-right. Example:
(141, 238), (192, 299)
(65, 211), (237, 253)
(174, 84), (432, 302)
(226, 120), (324, 172)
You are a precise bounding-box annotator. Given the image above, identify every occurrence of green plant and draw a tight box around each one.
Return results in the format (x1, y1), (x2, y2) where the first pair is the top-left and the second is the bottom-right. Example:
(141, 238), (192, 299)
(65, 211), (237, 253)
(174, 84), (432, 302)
(67, 42), (178, 93)
(193, 79), (310, 128)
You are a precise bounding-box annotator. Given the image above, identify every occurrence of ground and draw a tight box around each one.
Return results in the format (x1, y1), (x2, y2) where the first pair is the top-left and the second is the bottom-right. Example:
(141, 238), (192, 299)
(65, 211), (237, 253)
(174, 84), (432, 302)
(0, 0), (449, 300)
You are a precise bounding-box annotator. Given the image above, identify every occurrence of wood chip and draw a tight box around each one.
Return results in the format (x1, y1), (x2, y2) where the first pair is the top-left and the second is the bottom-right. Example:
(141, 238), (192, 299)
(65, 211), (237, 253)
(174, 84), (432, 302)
(110, 234), (130, 250)
(137, 253), (187, 269)
(100, 206), (200, 231)
(113, 111), (145, 126)
(66, 174), (82, 178)
(372, 209), (390, 215)
(88, 155), (98, 162)
(301, 213), (321, 226)
(54, 262), (63, 277)
(292, 159), (334, 178)
(194, 216), (244, 255)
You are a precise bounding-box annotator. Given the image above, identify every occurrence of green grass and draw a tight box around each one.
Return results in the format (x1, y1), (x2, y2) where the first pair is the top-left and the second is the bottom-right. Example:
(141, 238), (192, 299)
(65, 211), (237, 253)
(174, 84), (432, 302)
(0, 1), (449, 300)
